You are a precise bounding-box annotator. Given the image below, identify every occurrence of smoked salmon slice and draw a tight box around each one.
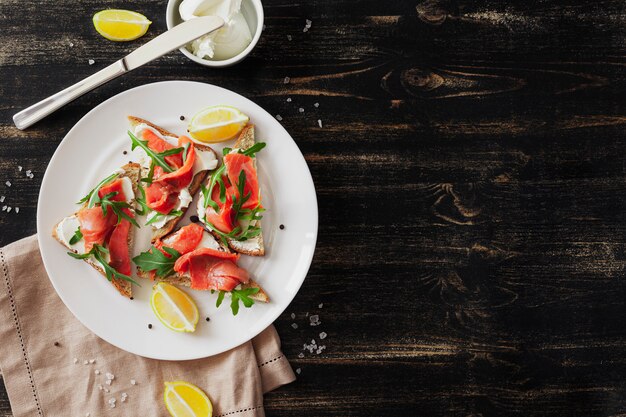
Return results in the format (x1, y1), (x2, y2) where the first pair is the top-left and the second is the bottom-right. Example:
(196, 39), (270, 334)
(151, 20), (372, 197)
(173, 247), (248, 291)
(77, 206), (116, 251)
(98, 178), (128, 202)
(107, 210), (134, 276)
(156, 223), (204, 256)
(223, 153), (260, 210)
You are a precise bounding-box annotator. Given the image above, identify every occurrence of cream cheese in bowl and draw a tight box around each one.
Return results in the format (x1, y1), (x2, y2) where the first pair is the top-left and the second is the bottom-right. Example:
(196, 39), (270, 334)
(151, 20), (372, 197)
(178, 0), (255, 62)
(166, 0), (263, 67)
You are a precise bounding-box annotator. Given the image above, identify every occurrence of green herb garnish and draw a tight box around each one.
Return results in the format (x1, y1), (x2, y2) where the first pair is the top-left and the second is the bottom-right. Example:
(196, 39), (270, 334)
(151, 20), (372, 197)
(145, 209), (183, 226)
(128, 130), (181, 173)
(68, 244), (139, 285)
(98, 192), (140, 228)
(77, 172), (119, 207)
(216, 287), (260, 315)
(69, 227), (83, 245)
(132, 246), (180, 278)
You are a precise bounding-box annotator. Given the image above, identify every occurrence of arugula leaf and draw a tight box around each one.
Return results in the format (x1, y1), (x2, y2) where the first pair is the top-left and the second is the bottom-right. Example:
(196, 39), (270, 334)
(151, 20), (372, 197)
(140, 161), (156, 185)
(182, 142), (191, 164)
(222, 147), (232, 156)
(99, 192), (140, 228)
(67, 244), (139, 285)
(158, 147), (184, 157)
(132, 246), (180, 278)
(128, 130), (176, 173)
(145, 210), (183, 226)
(77, 172), (119, 207)
(134, 186), (150, 216)
(69, 227), (83, 245)
(241, 142), (266, 157)
(216, 290), (225, 308)
(215, 287), (260, 315)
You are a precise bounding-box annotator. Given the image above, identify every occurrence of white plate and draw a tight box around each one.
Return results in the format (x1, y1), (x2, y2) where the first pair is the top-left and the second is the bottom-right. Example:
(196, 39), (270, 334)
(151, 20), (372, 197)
(37, 81), (318, 360)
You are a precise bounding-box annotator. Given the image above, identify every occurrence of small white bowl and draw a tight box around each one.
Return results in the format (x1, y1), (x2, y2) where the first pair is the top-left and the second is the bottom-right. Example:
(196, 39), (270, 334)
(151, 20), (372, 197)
(166, 0), (264, 67)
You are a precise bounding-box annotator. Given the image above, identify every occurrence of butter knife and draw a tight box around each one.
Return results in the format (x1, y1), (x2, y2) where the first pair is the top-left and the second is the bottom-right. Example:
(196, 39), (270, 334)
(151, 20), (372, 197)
(13, 16), (224, 130)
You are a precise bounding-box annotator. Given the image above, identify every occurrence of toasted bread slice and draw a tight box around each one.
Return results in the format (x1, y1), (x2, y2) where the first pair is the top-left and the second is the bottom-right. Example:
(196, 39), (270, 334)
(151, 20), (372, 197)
(136, 227), (269, 303)
(127, 116), (217, 242)
(198, 124), (265, 256)
(52, 163), (141, 298)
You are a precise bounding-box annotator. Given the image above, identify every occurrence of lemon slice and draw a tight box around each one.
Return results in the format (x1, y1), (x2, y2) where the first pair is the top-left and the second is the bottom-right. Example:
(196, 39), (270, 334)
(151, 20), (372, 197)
(150, 283), (199, 332)
(188, 106), (249, 143)
(164, 381), (213, 417)
(93, 9), (152, 42)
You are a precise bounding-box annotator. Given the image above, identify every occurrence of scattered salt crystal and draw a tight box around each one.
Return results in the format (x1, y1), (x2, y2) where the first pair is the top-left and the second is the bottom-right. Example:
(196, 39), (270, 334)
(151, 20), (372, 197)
(104, 388), (110, 393)
(317, 119), (323, 128)
(306, 312), (309, 317)
(314, 102), (319, 108)
(287, 35), (292, 41)
(6, 206), (11, 213)
(5, 181), (11, 187)
(283, 76), (290, 84)
(105, 379), (112, 385)
(73, 358), (78, 364)
(299, 108), (304, 113)
(70, 42), (74, 47)
(286, 98), (292, 102)
(106, 372), (114, 380)
(262, 24), (266, 30)
(290, 313), (295, 319)
(0, 196), (4, 202)
(14, 207), (19, 213)
(318, 303), (323, 308)
(95, 370), (100, 375)
(275, 114), (283, 121)
(130, 379), (136, 385)
(28, 173), (34, 178)
(88, 59), (95, 65)
(89, 359), (95, 364)
(83, 360), (88, 365)
(319, 331), (327, 339)
(85, 413), (90, 417)
(17, 166), (22, 171)
(305, 19), (312, 27)
(309, 314), (320, 326)
(295, 368), (301, 374)
(1, 206), (6, 212)
(291, 323), (298, 329)
(97, 384), (103, 390)
(121, 393), (128, 402)
(297, 352), (304, 358)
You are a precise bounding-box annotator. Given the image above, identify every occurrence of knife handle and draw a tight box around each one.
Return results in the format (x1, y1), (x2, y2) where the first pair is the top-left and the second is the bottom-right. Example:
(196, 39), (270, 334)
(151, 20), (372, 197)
(12, 60), (128, 130)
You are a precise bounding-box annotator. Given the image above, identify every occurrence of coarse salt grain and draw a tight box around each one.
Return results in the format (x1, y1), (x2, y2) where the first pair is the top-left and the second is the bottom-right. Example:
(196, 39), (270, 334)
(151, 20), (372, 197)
(314, 102), (319, 108)
(297, 352), (304, 358)
(275, 114), (283, 121)
(25, 170), (31, 175)
(291, 323), (298, 329)
(5, 181), (11, 187)
(6, 207), (11, 213)
(283, 76), (290, 84)
(105, 379), (112, 385)
(306, 19), (312, 27)
(299, 108), (304, 113)
(309, 314), (320, 326)
(319, 331), (327, 339)
(290, 313), (295, 319)
(121, 393), (128, 402)
(17, 166), (22, 171)
(0, 196), (4, 202)
(130, 379), (136, 385)
(89, 359), (95, 364)
(83, 360), (88, 365)
(319, 303), (323, 308)
(104, 388), (110, 393)
(73, 358), (78, 364)
(88, 59), (95, 65)
(95, 370), (100, 375)
(2, 206), (6, 212)
(287, 35), (292, 41)
(106, 372), (114, 380)
(86, 413), (90, 417)
(286, 98), (292, 102)
(295, 368), (301, 374)
(317, 119), (323, 128)
(14, 207), (19, 213)
(97, 384), (103, 390)
(70, 42), (74, 47)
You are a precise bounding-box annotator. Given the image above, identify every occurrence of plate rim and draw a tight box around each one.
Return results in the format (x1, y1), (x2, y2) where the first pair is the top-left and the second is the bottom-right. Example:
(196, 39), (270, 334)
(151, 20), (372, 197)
(36, 80), (318, 360)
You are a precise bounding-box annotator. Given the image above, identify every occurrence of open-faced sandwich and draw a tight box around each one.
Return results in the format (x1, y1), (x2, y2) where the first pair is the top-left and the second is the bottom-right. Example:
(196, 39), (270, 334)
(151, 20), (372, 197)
(52, 163), (141, 298)
(127, 116), (219, 242)
(196, 124), (266, 256)
(133, 223), (268, 314)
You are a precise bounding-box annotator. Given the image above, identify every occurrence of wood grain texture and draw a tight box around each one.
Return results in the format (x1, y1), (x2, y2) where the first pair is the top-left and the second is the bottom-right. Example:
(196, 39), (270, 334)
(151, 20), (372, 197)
(1, 0), (626, 415)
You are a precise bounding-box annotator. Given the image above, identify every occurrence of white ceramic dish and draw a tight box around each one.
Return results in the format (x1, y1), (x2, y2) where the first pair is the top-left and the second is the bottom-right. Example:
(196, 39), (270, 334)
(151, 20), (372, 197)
(166, 0), (264, 67)
(37, 81), (317, 360)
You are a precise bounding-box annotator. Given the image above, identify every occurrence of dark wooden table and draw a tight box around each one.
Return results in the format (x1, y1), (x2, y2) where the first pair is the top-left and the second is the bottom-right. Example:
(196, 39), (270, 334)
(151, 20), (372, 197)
(2, 0), (626, 415)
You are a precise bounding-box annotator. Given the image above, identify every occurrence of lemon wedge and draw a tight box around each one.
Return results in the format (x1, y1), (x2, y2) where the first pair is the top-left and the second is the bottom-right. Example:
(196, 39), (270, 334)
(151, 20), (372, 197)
(164, 381), (213, 417)
(93, 9), (152, 42)
(188, 106), (249, 143)
(150, 282), (199, 332)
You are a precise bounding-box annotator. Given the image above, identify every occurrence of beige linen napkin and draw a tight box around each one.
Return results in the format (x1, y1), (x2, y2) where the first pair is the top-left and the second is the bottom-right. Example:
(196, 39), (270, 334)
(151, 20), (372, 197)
(0, 235), (295, 417)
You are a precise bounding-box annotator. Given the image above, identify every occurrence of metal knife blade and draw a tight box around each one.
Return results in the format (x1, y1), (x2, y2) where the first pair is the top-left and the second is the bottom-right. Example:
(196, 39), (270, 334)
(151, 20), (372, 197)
(13, 16), (224, 130)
